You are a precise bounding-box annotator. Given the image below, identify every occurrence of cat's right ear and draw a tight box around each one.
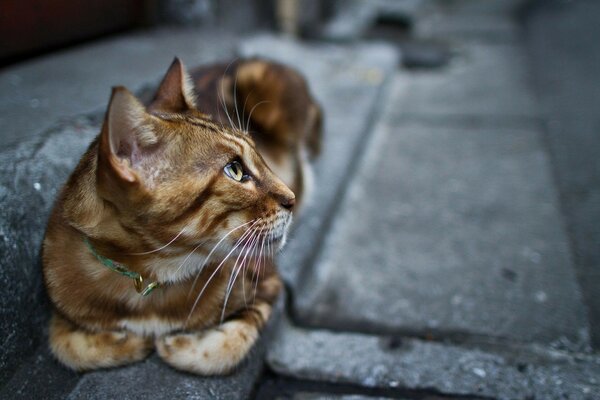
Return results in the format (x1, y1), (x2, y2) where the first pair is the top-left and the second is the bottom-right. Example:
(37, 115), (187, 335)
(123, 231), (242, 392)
(148, 57), (197, 113)
(98, 86), (157, 184)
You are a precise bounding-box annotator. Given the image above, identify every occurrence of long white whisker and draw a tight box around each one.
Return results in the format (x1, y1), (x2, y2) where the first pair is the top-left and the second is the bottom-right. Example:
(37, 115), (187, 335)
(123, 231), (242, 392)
(219, 82), (235, 131)
(241, 89), (254, 133)
(219, 59), (238, 131)
(184, 219), (257, 297)
(246, 100), (271, 132)
(233, 69), (242, 131)
(253, 232), (267, 304)
(241, 228), (261, 306)
(220, 226), (260, 321)
(128, 224), (189, 255)
(185, 219), (261, 325)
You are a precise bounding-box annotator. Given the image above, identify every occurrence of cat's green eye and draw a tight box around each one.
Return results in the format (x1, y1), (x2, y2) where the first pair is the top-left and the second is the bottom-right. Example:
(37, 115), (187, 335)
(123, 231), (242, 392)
(224, 161), (245, 182)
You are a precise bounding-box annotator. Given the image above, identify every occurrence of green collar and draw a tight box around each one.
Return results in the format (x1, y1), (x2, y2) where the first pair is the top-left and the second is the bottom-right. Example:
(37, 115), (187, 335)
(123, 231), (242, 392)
(84, 237), (161, 296)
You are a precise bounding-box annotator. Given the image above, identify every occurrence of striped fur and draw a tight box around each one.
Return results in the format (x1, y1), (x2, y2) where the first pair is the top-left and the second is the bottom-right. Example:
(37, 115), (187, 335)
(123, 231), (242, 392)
(42, 58), (321, 374)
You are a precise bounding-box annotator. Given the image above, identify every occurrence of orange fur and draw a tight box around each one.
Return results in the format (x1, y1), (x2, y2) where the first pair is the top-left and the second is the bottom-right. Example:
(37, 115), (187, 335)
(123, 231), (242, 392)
(42, 57), (321, 374)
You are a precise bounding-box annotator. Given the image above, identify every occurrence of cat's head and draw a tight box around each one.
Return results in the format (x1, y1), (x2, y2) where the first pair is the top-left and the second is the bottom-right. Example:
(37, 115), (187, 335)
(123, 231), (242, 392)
(94, 58), (295, 263)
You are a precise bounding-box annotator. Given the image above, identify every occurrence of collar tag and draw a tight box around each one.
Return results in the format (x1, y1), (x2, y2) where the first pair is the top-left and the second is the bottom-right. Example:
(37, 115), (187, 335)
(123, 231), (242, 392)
(84, 237), (161, 296)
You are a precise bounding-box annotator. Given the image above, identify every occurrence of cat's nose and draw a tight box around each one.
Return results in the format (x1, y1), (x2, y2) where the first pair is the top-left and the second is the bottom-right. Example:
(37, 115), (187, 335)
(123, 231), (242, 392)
(280, 195), (295, 210)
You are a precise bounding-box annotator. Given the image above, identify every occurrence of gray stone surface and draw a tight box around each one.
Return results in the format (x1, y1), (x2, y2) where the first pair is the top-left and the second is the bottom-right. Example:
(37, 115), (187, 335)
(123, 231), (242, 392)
(267, 317), (600, 400)
(393, 42), (538, 120)
(0, 118), (100, 385)
(0, 27), (236, 148)
(525, 0), (600, 349)
(415, 12), (518, 43)
(240, 36), (398, 287)
(282, 395), (397, 400)
(322, 0), (425, 41)
(428, 0), (526, 16)
(67, 323), (271, 400)
(295, 76), (589, 347)
(0, 345), (80, 400)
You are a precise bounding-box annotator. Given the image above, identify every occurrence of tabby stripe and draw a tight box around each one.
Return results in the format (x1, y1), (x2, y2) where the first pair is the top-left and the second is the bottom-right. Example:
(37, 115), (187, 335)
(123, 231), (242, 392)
(171, 177), (217, 223)
(202, 210), (233, 236)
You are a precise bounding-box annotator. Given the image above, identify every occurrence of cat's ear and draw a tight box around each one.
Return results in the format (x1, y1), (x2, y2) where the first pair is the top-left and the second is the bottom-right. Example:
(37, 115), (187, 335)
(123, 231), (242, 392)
(148, 57), (197, 113)
(99, 86), (157, 183)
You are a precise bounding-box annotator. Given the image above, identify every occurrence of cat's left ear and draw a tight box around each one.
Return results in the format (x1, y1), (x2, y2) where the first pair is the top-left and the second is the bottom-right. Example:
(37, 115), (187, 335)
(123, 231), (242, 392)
(98, 86), (157, 184)
(148, 57), (197, 113)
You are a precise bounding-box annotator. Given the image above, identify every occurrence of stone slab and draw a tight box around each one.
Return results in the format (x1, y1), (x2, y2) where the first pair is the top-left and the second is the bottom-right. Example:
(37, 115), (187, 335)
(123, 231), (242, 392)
(295, 76), (589, 347)
(321, 0), (425, 41)
(393, 43), (538, 120)
(239, 35), (398, 287)
(282, 395), (397, 400)
(428, 0), (527, 16)
(525, 0), (600, 349)
(0, 345), (80, 400)
(0, 118), (100, 385)
(67, 352), (260, 400)
(0, 27), (236, 148)
(267, 317), (600, 400)
(415, 12), (519, 43)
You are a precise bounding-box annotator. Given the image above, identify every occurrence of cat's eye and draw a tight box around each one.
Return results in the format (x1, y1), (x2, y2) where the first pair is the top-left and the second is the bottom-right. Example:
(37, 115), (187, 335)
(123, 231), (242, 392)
(224, 161), (245, 182)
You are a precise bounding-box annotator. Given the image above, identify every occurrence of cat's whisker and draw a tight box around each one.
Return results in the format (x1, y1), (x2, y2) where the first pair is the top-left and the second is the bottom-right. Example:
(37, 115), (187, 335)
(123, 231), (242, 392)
(241, 89), (255, 133)
(233, 68), (242, 131)
(128, 224), (190, 255)
(218, 59), (238, 131)
(185, 219), (261, 326)
(220, 226), (260, 322)
(252, 232), (267, 304)
(238, 226), (261, 307)
(241, 228), (261, 306)
(225, 225), (257, 297)
(186, 218), (261, 299)
(218, 84), (235, 132)
(184, 219), (257, 298)
(245, 100), (271, 133)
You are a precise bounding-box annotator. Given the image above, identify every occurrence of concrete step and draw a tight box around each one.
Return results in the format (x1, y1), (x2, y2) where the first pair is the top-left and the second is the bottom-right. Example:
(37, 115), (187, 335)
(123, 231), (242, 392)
(268, 316), (600, 400)
(294, 74), (588, 348)
(262, 1), (599, 398)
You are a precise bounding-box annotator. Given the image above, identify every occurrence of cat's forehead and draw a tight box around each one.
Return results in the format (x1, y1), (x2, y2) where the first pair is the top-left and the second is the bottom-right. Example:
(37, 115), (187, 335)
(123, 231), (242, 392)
(154, 112), (264, 169)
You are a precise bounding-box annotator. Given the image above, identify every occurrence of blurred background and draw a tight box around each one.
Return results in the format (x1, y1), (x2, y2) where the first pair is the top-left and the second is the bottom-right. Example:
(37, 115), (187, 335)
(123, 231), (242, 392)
(1, 0), (599, 399)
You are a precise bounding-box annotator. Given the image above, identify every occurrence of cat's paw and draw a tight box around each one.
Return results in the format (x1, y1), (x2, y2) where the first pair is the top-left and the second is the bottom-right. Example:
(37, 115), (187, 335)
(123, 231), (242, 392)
(156, 302), (271, 375)
(49, 313), (153, 371)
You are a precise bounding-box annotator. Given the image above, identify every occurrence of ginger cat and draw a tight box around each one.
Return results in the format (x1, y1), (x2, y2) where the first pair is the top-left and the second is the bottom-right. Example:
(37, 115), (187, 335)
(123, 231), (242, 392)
(42, 58), (321, 374)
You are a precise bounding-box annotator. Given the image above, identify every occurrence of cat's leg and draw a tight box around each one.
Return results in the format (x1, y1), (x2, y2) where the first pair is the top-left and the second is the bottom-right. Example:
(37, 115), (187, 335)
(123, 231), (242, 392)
(49, 311), (153, 371)
(156, 273), (282, 375)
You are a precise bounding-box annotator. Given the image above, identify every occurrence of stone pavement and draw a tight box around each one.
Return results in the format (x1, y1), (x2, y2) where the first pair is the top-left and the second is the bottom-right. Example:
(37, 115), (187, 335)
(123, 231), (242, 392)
(1, 1), (599, 399)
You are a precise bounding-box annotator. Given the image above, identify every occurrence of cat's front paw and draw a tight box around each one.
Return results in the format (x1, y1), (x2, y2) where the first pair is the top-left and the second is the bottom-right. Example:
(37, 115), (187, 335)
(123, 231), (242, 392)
(156, 302), (271, 375)
(49, 313), (153, 371)
(156, 321), (258, 375)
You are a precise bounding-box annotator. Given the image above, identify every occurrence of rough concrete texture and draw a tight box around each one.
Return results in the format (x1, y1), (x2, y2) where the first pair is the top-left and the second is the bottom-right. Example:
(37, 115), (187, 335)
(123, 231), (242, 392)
(68, 357), (256, 400)
(281, 395), (397, 400)
(295, 96), (589, 347)
(240, 36), (398, 287)
(525, 0), (600, 349)
(415, 12), (518, 43)
(267, 318), (600, 400)
(322, 0), (425, 41)
(0, 118), (100, 384)
(0, 27), (236, 148)
(428, 0), (526, 16)
(393, 43), (538, 121)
